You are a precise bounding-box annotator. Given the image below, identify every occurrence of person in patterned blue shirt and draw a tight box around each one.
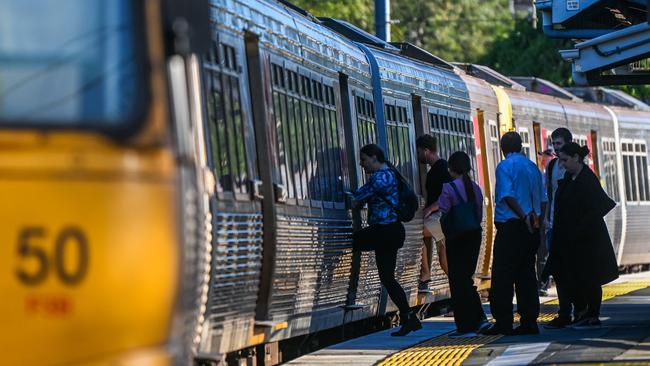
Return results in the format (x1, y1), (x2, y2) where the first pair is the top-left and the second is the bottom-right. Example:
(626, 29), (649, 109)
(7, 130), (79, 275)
(351, 144), (422, 336)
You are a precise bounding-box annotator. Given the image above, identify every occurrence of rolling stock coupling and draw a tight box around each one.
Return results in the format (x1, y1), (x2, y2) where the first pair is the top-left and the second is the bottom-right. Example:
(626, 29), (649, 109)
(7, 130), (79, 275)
(2, 0), (650, 365)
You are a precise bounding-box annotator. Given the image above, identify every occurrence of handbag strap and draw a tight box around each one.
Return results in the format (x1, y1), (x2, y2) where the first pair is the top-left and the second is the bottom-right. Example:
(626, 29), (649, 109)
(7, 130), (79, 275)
(449, 181), (467, 204)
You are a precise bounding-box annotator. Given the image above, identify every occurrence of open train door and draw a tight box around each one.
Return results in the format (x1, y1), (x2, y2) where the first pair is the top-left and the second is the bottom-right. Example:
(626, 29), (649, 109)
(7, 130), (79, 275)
(476, 110), (495, 281)
(533, 122), (543, 168)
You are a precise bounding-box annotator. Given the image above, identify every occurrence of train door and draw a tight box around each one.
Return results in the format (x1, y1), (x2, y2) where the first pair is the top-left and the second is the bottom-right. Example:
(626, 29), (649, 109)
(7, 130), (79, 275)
(385, 97), (421, 310)
(199, 33), (266, 354)
(261, 55), (355, 337)
(346, 88), (383, 318)
(591, 130), (601, 178)
(476, 110), (495, 279)
(533, 122), (543, 168)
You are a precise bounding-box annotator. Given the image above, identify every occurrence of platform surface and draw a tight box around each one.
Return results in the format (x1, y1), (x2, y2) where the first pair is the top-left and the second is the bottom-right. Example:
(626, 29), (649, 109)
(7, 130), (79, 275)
(287, 272), (650, 365)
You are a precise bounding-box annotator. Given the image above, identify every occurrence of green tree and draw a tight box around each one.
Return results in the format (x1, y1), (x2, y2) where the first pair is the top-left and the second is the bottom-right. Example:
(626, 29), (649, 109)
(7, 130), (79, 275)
(479, 18), (573, 85)
(290, 0), (374, 31)
(391, 0), (514, 63)
(289, 0), (650, 103)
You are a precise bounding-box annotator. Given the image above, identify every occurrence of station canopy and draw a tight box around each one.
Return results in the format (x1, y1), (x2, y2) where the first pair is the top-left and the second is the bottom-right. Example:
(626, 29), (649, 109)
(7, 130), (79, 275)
(538, 0), (650, 85)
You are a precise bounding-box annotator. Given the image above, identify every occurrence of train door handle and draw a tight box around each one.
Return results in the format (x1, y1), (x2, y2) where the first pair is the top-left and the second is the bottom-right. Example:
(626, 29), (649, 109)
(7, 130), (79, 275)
(251, 179), (264, 200)
(274, 183), (288, 203)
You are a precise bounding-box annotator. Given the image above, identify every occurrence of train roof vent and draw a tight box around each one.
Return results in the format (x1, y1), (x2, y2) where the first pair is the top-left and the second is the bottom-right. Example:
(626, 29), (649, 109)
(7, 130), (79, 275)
(566, 87), (650, 110)
(510, 77), (582, 102)
(318, 17), (399, 51)
(388, 43), (455, 70)
(277, 0), (319, 22)
(453, 63), (526, 91)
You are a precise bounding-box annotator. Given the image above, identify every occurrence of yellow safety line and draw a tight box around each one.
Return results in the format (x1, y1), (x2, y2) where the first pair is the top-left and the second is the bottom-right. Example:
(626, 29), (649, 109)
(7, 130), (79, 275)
(377, 335), (502, 366)
(376, 279), (650, 366)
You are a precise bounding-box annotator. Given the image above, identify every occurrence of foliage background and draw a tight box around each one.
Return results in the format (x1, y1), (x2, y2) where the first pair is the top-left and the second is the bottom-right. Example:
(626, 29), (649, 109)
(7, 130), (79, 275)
(291, 0), (650, 102)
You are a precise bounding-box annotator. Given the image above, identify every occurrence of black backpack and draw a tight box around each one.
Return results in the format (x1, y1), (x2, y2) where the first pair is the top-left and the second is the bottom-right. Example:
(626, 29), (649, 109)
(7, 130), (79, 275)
(380, 167), (419, 222)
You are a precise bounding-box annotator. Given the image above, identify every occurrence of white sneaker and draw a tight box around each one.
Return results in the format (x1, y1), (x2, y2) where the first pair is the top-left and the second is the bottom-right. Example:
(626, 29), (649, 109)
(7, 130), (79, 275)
(571, 317), (601, 330)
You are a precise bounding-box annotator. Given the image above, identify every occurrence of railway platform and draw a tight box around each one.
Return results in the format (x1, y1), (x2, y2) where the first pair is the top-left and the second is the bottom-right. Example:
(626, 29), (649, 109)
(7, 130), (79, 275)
(287, 272), (650, 365)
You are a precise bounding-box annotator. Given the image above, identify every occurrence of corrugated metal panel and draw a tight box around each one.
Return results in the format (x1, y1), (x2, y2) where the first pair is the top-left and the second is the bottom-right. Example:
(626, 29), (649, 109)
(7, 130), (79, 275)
(356, 251), (382, 306)
(270, 214), (354, 320)
(206, 212), (264, 353)
(621, 205), (650, 265)
(394, 220), (424, 306)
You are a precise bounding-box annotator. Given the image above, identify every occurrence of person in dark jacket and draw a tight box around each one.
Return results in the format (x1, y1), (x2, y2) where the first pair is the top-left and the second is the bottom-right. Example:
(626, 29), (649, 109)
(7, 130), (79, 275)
(351, 144), (422, 336)
(545, 142), (619, 329)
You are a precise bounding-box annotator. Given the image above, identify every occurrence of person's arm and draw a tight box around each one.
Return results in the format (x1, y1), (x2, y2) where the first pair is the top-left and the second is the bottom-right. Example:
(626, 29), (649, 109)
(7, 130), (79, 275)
(423, 202), (439, 217)
(504, 197), (527, 220)
(352, 172), (381, 207)
(496, 162), (524, 219)
(437, 184), (452, 215)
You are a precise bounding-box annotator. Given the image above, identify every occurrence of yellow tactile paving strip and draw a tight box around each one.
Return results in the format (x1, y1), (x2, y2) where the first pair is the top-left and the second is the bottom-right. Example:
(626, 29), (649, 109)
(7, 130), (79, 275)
(377, 335), (502, 366)
(376, 279), (650, 366)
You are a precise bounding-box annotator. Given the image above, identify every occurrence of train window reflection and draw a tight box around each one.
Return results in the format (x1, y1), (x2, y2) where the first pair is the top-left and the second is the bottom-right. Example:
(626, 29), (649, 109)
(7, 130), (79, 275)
(0, 0), (147, 126)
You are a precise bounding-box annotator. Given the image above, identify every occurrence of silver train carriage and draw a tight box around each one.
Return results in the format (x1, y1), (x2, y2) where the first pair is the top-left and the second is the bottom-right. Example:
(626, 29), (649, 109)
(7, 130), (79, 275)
(196, 0), (650, 362)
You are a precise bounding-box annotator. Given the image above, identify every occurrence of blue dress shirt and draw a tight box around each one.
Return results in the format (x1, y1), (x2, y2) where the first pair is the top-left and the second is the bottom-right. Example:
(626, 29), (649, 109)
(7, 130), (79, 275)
(494, 152), (547, 223)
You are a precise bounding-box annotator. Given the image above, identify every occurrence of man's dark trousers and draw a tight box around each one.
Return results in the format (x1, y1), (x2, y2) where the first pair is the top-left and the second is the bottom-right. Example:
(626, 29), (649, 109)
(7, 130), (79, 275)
(490, 219), (540, 329)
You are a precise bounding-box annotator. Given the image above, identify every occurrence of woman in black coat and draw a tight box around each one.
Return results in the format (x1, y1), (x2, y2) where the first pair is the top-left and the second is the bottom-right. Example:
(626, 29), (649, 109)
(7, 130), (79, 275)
(546, 142), (618, 329)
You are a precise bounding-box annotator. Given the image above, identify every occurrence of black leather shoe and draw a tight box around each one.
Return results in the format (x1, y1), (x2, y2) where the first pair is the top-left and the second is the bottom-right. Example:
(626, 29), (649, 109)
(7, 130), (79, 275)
(511, 324), (539, 335)
(391, 313), (423, 336)
(479, 323), (512, 335)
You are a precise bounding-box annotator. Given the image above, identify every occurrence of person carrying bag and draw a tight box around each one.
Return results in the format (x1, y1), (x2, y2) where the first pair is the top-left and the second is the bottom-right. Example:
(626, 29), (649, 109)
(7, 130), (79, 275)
(437, 151), (488, 338)
(349, 144), (422, 336)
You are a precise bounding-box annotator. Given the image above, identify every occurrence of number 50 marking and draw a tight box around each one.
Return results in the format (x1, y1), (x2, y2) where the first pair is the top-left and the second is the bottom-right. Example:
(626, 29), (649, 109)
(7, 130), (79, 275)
(16, 227), (89, 286)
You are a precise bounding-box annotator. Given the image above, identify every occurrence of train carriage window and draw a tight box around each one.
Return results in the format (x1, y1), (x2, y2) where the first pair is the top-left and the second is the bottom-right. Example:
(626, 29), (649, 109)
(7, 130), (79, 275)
(268, 64), (345, 204)
(601, 139), (620, 201)
(489, 120), (502, 171)
(518, 128), (531, 160)
(427, 111), (476, 175)
(203, 42), (250, 196)
(621, 140), (649, 203)
(385, 102), (415, 185)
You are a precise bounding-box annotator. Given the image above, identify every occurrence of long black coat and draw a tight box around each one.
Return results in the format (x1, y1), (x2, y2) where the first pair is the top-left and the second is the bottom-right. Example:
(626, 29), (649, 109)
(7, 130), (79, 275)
(547, 165), (619, 286)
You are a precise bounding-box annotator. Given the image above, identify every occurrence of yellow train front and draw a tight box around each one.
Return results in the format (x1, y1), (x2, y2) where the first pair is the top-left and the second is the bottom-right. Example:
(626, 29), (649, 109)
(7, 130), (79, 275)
(0, 1), (211, 365)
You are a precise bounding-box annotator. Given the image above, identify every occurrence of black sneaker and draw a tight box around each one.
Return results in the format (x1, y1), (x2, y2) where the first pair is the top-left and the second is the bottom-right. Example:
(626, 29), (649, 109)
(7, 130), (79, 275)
(511, 324), (539, 335)
(418, 280), (431, 291)
(449, 330), (478, 339)
(538, 288), (548, 297)
(391, 313), (423, 336)
(479, 323), (512, 335)
(543, 316), (572, 329)
(571, 317), (601, 330)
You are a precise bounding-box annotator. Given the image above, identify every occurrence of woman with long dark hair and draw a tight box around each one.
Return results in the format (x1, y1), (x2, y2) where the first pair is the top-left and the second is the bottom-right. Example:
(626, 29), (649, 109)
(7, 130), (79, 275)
(438, 151), (488, 338)
(351, 144), (422, 336)
(546, 142), (618, 329)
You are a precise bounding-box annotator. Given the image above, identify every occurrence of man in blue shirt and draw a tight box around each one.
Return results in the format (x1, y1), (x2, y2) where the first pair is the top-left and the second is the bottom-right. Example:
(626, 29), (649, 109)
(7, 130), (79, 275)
(482, 132), (547, 335)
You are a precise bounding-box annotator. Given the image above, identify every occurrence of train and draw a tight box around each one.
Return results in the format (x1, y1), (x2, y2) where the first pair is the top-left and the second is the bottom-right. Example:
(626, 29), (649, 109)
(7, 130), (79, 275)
(2, 0), (650, 365)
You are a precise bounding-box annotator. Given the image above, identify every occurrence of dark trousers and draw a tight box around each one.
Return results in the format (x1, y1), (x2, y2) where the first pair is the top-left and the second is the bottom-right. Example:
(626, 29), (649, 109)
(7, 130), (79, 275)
(536, 230), (549, 291)
(554, 269), (575, 319)
(490, 219), (540, 328)
(374, 223), (410, 315)
(551, 252), (575, 320)
(574, 282), (603, 318)
(447, 229), (486, 332)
